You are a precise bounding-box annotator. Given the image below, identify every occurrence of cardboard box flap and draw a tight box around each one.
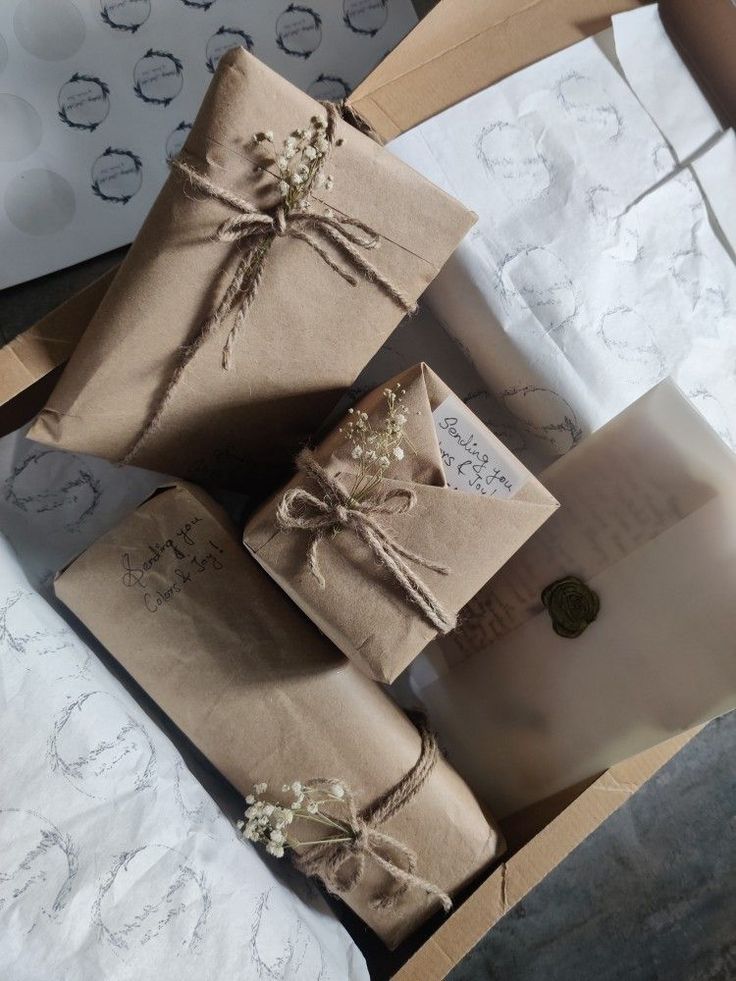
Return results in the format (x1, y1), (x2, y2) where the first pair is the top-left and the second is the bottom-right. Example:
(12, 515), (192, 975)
(349, 0), (643, 141)
(0, 268), (116, 408)
(394, 726), (702, 980)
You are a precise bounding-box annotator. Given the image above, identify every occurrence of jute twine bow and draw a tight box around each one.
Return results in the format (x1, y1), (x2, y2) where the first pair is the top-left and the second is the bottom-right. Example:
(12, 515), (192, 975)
(121, 102), (416, 466)
(276, 449), (456, 634)
(293, 722), (452, 913)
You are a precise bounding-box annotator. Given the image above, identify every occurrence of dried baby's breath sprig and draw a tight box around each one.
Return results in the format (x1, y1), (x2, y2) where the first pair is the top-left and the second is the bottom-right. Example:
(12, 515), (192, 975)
(253, 114), (339, 214)
(339, 383), (411, 506)
(234, 727), (454, 914)
(236, 780), (351, 858)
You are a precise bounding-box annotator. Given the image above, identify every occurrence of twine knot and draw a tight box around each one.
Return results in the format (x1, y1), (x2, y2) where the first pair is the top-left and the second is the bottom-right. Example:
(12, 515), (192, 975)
(335, 503), (350, 525)
(276, 449), (456, 634)
(293, 722), (452, 913)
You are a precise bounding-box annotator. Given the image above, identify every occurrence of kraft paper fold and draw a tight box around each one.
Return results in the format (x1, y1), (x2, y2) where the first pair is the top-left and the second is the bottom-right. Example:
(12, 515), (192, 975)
(54, 483), (502, 949)
(244, 364), (559, 683)
(29, 48), (475, 491)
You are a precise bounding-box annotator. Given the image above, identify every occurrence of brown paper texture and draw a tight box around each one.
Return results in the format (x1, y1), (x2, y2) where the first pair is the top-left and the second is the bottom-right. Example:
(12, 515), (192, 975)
(28, 48), (474, 490)
(244, 364), (558, 683)
(54, 483), (502, 949)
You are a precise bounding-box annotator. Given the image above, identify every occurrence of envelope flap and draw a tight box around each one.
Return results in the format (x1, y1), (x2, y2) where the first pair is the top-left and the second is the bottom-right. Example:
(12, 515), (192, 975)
(385, 478), (560, 557)
(421, 362), (557, 508)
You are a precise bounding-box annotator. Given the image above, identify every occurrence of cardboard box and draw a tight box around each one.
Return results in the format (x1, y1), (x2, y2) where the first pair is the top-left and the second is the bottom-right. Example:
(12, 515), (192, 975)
(0, 1), (730, 975)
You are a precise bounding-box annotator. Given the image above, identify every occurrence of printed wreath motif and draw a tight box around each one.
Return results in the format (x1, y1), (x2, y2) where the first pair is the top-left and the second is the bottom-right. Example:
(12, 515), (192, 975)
(275, 4), (323, 59)
(100, 0), (151, 33)
(307, 73), (351, 101)
(342, 0), (388, 37)
(133, 49), (184, 107)
(205, 27), (254, 73)
(58, 73), (110, 132)
(91, 147), (143, 205)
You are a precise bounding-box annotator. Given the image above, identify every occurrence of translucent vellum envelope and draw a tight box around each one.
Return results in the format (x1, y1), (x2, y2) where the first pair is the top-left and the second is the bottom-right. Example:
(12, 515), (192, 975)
(420, 381), (736, 818)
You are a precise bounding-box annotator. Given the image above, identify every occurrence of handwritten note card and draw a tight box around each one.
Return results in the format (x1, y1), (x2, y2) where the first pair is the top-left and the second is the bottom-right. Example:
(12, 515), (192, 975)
(432, 394), (528, 499)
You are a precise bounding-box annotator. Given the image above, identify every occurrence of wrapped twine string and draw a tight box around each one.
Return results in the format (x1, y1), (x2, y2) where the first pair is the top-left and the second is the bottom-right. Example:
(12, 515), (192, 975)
(293, 721), (452, 913)
(276, 449), (457, 634)
(121, 102), (416, 466)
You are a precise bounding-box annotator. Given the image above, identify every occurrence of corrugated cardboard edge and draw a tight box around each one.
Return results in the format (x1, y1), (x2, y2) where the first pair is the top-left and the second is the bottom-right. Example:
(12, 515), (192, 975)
(0, 268), (116, 407)
(393, 725), (703, 980)
(349, 0), (644, 140)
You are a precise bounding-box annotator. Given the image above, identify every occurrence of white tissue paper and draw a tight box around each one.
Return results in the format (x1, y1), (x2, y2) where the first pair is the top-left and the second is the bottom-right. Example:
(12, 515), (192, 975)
(691, 129), (736, 255)
(612, 3), (721, 162)
(0, 427), (368, 980)
(390, 12), (736, 462)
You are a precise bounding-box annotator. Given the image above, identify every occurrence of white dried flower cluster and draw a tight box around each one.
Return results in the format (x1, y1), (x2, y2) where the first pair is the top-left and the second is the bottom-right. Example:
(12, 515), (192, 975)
(253, 115), (340, 210)
(339, 383), (411, 506)
(236, 779), (352, 860)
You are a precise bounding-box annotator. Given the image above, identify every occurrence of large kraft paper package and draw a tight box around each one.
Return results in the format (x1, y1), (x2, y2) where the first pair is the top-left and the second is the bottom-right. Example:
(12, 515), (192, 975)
(28, 48), (475, 491)
(244, 364), (559, 683)
(54, 484), (503, 949)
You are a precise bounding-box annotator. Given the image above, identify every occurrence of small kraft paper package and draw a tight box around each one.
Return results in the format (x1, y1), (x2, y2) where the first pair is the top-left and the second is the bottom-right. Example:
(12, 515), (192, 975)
(28, 48), (475, 489)
(244, 363), (559, 683)
(54, 483), (503, 950)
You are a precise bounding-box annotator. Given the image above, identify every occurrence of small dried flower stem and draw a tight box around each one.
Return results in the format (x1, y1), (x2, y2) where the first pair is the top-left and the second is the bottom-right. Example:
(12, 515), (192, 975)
(297, 837), (354, 847)
(339, 383), (410, 507)
(242, 116), (337, 307)
(253, 114), (338, 216)
(237, 780), (354, 859)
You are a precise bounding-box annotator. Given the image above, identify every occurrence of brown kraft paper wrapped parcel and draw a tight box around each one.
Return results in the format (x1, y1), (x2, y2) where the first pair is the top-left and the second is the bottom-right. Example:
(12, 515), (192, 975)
(28, 48), (475, 489)
(54, 484), (503, 948)
(244, 364), (559, 683)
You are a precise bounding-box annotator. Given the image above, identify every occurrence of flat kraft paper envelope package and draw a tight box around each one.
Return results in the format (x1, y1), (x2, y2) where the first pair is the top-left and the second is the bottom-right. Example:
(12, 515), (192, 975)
(26, 48), (475, 488)
(3, 0), (734, 433)
(245, 363), (558, 683)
